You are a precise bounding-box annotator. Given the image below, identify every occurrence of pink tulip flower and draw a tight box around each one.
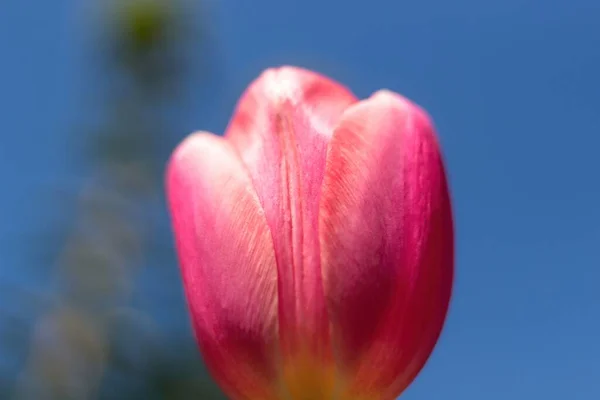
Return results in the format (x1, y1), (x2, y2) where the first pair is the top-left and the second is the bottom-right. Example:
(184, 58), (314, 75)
(166, 66), (453, 400)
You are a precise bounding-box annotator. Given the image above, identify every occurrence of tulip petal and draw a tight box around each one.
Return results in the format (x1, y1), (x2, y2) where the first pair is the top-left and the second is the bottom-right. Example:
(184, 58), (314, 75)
(166, 133), (281, 400)
(320, 91), (454, 399)
(225, 66), (358, 362)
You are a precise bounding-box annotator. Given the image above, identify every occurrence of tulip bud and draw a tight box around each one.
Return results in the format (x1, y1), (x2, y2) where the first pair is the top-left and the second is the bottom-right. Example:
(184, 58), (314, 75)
(167, 66), (453, 400)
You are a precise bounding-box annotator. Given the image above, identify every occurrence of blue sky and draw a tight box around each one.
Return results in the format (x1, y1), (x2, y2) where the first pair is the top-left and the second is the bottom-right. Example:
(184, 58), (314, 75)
(2, 0), (600, 398)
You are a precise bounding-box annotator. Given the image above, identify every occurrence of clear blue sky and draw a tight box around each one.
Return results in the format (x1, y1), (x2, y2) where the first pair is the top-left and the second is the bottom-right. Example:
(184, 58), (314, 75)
(2, 0), (600, 398)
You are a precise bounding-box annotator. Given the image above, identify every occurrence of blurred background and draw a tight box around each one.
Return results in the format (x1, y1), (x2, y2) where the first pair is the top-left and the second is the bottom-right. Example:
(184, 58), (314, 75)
(0, 0), (599, 399)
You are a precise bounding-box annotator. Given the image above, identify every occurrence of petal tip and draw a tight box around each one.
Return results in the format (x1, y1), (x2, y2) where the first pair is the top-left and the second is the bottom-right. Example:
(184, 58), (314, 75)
(363, 90), (439, 145)
(167, 131), (221, 167)
(370, 90), (425, 115)
(255, 66), (315, 105)
(252, 65), (355, 108)
(165, 131), (224, 195)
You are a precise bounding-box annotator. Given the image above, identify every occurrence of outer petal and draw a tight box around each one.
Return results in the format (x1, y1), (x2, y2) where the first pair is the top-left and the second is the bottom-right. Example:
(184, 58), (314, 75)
(320, 91), (454, 399)
(225, 66), (358, 364)
(166, 133), (280, 400)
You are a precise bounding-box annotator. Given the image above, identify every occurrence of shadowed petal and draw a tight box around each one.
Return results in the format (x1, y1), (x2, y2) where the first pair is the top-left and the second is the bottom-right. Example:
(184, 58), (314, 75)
(319, 91), (454, 399)
(166, 133), (281, 400)
(225, 66), (358, 364)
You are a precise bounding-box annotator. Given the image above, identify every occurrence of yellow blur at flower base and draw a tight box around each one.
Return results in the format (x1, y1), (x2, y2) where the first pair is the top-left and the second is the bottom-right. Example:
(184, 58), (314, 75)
(279, 346), (381, 400)
(281, 353), (337, 400)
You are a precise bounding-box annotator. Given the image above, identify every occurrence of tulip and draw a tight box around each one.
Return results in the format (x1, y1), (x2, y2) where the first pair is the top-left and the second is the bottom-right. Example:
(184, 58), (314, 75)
(166, 66), (453, 400)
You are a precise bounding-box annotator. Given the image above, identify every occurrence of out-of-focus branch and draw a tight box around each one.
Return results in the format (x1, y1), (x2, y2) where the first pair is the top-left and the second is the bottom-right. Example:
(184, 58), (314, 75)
(10, 1), (225, 399)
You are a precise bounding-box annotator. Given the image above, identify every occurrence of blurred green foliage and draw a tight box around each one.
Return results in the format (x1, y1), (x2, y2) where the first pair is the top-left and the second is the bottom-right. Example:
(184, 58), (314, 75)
(4, 1), (227, 399)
